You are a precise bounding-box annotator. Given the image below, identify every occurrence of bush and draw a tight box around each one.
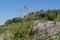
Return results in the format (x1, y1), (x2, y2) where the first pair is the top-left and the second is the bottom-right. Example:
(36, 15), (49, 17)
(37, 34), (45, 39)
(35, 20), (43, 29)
(9, 22), (33, 40)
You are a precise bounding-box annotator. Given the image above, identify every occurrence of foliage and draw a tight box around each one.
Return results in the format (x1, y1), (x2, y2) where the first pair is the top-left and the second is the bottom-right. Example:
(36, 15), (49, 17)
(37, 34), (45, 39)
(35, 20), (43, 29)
(5, 9), (60, 24)
(9, 22), (34, 40)
(5, 17), (23, 24)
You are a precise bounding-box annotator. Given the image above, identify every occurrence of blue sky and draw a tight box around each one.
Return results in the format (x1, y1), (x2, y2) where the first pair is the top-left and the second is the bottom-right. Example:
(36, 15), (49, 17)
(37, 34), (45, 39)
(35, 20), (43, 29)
(0, 0), (60, 25)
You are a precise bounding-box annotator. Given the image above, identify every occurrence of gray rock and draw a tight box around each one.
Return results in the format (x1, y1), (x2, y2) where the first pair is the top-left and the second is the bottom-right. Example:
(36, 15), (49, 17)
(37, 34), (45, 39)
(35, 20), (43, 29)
(32, 21), (59, 37)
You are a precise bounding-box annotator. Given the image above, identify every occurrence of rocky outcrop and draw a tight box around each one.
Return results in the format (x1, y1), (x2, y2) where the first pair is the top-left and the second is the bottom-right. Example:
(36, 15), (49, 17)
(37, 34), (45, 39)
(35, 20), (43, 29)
(32, 21), (59, 37)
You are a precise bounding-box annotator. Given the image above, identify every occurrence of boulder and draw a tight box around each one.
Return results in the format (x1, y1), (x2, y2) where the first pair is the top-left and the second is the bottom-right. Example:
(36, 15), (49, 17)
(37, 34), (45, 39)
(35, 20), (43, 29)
(32, 21), (58, 37)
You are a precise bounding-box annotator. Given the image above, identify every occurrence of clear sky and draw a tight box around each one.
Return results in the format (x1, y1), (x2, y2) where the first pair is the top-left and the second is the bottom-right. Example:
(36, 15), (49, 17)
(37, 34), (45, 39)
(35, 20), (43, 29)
(0, 0), (60, 25)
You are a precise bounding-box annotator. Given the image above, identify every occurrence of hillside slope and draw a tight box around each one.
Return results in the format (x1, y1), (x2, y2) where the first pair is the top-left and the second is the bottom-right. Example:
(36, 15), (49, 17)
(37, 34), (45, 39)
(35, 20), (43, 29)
(0, 20), (60, 40)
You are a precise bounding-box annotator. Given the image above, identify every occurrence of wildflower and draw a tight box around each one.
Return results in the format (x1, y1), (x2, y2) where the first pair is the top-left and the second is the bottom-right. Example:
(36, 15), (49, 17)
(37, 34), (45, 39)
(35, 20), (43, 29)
(23, 5), (28, 10)
(26, 13), (30, 17)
